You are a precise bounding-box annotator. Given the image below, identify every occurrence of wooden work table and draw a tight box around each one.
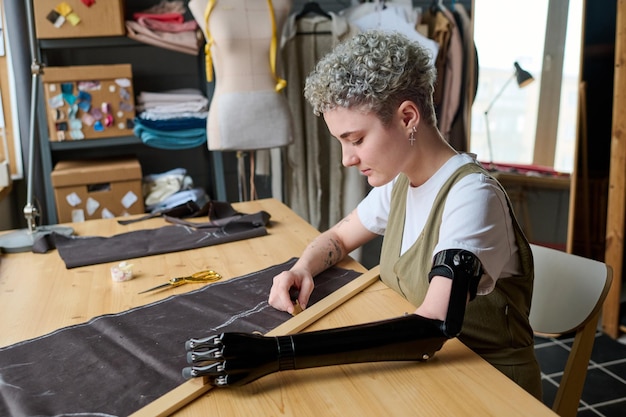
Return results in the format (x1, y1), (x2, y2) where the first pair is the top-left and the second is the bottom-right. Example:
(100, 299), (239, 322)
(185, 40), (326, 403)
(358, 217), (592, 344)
(0, 198), (556, 416)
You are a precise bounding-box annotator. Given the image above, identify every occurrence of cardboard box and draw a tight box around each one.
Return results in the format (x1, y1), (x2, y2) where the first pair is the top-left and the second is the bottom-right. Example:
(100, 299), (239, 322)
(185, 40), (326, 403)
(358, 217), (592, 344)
(42, 64), (136, 142)
(34, 0), (126, 39)
(51, 158), (144, 223)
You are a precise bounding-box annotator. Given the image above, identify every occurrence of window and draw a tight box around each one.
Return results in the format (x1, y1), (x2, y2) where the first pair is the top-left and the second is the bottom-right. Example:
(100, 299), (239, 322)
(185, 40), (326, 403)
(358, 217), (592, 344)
(470, 0), (583, 173)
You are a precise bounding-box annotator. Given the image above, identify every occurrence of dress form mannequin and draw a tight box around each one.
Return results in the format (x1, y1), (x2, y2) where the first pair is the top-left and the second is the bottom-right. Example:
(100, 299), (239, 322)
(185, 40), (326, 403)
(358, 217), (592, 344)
(189, 0), (293, 151)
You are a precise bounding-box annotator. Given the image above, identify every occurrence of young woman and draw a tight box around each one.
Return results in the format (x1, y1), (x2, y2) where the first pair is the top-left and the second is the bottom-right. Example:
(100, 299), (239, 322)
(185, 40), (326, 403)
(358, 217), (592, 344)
(268, 30), (542, 399)
(185, 30), (541, 400)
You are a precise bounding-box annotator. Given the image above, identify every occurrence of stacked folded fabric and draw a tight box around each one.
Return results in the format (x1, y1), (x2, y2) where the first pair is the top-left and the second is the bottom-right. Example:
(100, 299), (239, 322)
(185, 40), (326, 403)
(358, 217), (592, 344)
(125, 0), (203, 55)
(134, 88), (208, 150)
(142, 167), (209, 213)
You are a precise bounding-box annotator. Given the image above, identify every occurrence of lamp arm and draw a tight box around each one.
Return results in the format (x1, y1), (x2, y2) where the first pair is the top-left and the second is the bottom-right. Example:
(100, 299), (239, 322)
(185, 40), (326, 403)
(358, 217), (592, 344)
(483, 73), (516, 165)
(24, 0), (44, 232)
(483, 73), (516, 116)
(484, 111), (494, 165)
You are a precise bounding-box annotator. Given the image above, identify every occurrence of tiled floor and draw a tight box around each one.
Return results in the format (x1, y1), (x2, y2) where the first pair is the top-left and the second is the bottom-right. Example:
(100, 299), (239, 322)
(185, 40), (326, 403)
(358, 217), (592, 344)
(534, 332), (626, 416)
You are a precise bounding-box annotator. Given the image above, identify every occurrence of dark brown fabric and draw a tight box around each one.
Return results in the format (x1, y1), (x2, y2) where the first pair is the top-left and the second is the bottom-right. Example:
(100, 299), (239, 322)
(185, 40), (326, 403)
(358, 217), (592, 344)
(116, 200), (244, 226)
(32, 201), (270, 269)
(0, 259), (360, 417)
(116, 199), (205, 225)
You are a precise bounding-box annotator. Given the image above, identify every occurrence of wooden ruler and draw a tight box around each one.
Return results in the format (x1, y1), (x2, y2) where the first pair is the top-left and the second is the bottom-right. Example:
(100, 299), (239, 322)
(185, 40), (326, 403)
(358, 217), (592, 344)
(130, 265), (381, 417)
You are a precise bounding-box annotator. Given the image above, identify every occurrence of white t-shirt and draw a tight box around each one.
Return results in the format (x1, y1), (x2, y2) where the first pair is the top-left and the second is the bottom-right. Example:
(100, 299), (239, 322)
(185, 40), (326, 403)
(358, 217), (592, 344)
(357, 153), (521, 295)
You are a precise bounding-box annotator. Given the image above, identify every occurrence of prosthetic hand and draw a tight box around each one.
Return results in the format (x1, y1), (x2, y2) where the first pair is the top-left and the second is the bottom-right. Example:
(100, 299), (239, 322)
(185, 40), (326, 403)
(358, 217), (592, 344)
(182, 249), (482, 387)
(183, 314), (448, 386)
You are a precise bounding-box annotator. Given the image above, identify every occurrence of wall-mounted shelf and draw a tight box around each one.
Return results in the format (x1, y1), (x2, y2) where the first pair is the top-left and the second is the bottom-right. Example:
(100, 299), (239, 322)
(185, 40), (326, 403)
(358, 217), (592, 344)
(48, 136), (142, 151)
(39, 37), (142, 50)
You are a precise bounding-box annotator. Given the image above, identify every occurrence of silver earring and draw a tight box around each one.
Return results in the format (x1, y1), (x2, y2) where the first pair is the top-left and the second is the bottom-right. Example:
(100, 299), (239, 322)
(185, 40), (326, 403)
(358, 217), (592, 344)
(409, 126), (416, 146)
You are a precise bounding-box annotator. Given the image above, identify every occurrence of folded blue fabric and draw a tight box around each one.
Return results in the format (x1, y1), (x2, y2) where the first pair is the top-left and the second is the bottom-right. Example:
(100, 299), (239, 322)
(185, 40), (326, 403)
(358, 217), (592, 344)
(134, 122), (207, 150)
(135, 115), (207, 131)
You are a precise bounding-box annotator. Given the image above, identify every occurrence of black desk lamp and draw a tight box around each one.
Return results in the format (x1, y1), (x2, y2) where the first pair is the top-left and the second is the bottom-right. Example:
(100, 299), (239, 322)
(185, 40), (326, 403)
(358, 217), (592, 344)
(483, 61), (535, 167)
(0, 0), (73, 253)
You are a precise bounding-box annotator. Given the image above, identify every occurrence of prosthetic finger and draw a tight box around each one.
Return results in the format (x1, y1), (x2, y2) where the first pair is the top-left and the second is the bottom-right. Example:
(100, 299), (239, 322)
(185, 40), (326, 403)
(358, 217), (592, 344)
(184, 333), (281, 386)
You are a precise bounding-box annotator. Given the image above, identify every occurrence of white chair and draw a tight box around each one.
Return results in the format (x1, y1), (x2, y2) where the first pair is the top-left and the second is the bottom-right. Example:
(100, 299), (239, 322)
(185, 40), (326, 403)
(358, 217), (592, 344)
(529, 244), (613, 417)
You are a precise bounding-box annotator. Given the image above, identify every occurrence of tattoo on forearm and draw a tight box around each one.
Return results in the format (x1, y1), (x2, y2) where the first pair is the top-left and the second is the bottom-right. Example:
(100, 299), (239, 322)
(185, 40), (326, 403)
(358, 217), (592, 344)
(324, 238), (343, 267)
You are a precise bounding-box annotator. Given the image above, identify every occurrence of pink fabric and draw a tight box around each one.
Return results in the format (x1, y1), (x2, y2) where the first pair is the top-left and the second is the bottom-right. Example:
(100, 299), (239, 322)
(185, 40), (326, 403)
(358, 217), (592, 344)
(126, 21), (201, 55)
(137, 16), (198, 33)
(132, 12), (184, 23)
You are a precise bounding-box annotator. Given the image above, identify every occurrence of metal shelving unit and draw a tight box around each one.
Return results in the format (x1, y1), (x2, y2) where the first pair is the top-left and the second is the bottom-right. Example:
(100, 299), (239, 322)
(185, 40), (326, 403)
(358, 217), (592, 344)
(35, 35), (227, 223)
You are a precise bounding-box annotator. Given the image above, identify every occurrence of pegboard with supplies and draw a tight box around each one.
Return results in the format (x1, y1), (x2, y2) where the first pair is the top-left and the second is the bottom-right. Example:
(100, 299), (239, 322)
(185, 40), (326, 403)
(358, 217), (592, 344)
(33, 0), (126, 39)
(41, 64), (136, 141)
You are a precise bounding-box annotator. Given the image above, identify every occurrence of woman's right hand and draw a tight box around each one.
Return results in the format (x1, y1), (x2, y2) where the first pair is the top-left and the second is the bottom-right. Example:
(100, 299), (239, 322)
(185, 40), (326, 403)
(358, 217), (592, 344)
(268, 269), (315, 314)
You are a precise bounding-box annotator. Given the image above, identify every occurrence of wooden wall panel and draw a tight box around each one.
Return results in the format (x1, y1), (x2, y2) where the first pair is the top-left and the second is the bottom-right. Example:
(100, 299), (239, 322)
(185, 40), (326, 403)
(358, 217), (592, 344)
(0, 0), (20, 180)
(603, 0), (626, 338)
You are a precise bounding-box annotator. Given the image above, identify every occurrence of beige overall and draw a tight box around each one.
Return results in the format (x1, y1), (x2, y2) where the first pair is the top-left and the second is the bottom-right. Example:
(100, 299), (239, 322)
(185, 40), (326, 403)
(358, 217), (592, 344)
(379, 163), (542, 400)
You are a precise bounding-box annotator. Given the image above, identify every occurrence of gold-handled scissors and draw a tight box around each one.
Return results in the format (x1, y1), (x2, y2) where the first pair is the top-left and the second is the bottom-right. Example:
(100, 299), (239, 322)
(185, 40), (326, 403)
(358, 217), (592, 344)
(139, 270), (222, 294)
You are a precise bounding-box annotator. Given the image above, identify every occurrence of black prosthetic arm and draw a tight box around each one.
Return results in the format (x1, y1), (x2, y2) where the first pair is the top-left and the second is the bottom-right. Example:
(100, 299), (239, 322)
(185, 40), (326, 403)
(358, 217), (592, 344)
(429, 249), (483, 337)
(183, 249), (482, 387)
(183, 314), (448, 386)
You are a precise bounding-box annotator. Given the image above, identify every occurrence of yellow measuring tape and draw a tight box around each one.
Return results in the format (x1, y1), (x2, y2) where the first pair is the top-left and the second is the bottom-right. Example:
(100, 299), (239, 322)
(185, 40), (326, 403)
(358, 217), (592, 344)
(203, 0), (286, 92)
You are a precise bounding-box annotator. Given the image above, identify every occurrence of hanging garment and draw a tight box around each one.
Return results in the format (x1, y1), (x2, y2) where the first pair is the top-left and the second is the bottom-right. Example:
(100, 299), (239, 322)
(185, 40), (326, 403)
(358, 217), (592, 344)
(437, 7), (464, 142)
(281, 12), (366, 231)
(347, 4), (439, 64)
(447, 3), (477, 153)
(422, 7), (463, 143)
(424, 9), (451, 108)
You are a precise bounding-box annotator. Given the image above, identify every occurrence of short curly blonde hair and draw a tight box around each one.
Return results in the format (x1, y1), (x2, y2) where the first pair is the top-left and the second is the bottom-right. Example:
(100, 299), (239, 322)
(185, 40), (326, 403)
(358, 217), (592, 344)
(304, 30), (437, 126)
